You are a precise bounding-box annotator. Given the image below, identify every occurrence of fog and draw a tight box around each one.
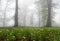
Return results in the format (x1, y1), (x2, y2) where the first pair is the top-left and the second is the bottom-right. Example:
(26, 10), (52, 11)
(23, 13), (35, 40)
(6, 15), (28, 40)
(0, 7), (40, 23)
(0, 0), (60, 27)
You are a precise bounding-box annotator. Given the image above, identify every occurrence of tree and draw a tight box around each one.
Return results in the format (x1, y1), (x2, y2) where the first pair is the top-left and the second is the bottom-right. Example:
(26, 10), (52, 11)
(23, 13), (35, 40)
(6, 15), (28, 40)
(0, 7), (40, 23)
(23, 7), (28, 26)
(30, 11), (33, 26)
(46, 0), (52, 27)
(3, 0), (9, 27)
(40, 0), (48, 26)
(35, 0), (41, 27)
(14, 0), (18, 26)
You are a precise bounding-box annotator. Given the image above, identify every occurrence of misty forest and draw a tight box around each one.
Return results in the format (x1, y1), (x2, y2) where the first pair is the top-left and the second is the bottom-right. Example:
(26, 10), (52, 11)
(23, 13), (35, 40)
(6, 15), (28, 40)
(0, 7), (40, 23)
(0, 0), (60, 27)
(1, 0), (60, 41)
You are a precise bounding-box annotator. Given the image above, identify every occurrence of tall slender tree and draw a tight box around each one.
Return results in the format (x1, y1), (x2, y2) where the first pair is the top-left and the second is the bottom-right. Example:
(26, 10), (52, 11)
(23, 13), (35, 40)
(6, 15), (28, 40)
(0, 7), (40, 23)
(14, 0), (18, 26)
(0, 0), (2, 26)
(30, 13), (33, 26)
(40, 0), (48, 26)
(46, 0), (52, 27)
(3, 0), (9, 27)
(35, 0), (41, 27)
(23, 7), (27, 26)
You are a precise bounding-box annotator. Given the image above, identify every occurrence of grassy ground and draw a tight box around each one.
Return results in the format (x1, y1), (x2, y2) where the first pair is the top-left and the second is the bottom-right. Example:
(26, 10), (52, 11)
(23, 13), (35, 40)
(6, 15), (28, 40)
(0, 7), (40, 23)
(0, 27), (60, 41)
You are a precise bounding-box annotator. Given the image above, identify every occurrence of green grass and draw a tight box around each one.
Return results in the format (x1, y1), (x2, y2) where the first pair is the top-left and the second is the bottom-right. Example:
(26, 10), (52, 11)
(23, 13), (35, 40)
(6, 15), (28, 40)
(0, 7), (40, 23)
(0, 27), (60, 41)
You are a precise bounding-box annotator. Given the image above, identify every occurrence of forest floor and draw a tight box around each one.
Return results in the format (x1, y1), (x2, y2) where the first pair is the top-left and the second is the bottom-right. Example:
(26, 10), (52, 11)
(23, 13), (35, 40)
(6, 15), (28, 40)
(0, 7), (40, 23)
(0, 26), (60, 41)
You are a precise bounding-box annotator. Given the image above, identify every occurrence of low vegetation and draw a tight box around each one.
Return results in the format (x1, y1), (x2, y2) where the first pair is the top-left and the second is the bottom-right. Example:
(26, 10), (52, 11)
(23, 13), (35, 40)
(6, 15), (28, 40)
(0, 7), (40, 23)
(0, 27), (60, 41)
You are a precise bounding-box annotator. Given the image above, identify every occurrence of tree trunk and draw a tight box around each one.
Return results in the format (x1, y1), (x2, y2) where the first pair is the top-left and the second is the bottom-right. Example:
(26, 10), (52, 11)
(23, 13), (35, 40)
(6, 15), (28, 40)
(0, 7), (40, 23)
(30, 14), (33, 26)
(46, 0), (52, 27)
(14, 0), (18, 26)
(3, 0), (9, 27)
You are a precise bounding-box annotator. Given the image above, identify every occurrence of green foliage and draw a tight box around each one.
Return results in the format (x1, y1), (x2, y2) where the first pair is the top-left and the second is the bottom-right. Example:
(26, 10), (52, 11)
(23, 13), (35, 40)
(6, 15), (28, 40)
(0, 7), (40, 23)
(0, 27), (60, 41)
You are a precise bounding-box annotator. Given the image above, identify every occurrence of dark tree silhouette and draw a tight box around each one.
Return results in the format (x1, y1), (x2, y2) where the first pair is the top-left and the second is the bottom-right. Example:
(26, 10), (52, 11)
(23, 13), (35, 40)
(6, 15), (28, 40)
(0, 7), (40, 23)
(14, 0), (18, 26)
(46, 0), (52, 27)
